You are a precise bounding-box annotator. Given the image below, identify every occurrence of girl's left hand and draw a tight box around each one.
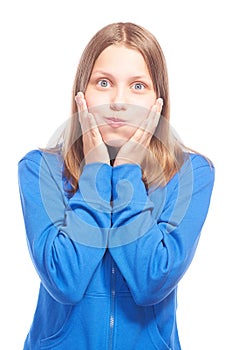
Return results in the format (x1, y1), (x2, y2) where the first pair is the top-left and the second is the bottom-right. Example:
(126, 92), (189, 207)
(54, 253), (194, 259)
(114, 98), (163, 167)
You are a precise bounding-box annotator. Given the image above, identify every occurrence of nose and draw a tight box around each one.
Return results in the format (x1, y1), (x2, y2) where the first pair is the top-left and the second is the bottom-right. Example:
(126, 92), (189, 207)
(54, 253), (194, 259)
(110, 87), (127, 111)
(110, 102), (127, 111)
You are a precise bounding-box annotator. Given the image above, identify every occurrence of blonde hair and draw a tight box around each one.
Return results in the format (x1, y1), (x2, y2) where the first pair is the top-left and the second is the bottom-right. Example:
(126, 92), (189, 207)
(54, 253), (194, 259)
(57, 22), (187, 193)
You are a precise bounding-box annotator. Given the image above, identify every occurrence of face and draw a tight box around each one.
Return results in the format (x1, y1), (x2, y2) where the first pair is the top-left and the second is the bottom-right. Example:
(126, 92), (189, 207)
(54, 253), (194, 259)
(85, 45), (157, 147)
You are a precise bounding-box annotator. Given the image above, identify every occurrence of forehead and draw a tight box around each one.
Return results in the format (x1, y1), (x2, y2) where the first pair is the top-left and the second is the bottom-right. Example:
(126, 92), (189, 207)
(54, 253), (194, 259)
(92, 45), (150, 76)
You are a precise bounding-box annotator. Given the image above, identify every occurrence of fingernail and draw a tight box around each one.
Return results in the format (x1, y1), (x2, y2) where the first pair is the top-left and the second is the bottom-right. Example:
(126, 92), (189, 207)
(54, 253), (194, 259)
(75, 92), (83, 105)
(157, 98), (163, 106)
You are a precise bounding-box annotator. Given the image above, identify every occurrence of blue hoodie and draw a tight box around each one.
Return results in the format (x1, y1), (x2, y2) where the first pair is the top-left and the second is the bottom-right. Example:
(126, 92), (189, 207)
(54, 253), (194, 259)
(18, 150), (214, 350)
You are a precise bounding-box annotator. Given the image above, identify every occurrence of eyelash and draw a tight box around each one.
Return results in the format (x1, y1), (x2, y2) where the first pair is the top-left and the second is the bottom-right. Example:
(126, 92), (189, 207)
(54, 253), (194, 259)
(133, 82), (145, 90)
(97, 79), (146, 91)
(97, 79), (110, 88)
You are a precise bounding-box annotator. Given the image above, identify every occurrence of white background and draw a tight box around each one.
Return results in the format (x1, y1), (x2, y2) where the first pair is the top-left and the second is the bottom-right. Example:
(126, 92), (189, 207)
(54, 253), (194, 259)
(0, 0), (232, 349)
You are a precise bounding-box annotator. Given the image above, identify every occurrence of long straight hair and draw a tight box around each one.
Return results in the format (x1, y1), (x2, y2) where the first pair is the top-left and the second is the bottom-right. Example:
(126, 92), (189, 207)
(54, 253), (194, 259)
(56, 22), (187, 193)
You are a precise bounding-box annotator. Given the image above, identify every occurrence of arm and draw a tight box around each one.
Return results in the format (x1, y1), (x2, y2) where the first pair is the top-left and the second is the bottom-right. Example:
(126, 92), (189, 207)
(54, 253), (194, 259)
(18, 150), (111, 304)
(109, 154), (215, 306)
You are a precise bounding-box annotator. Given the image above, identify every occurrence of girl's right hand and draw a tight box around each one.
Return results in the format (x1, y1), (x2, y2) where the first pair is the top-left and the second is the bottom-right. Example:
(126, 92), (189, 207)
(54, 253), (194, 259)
(75, 92), (110, 165)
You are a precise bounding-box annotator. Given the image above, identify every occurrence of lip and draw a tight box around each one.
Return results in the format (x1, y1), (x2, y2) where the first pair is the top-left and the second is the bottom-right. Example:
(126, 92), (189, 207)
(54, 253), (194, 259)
(104, 117), (126, 128)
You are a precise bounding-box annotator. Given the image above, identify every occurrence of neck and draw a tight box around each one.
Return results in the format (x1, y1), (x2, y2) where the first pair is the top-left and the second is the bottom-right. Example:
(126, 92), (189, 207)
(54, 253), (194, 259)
(106, 144), (120, 166)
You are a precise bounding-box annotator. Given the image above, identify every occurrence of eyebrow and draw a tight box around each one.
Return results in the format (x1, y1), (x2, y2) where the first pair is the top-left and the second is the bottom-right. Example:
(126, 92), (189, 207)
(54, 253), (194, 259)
(91, 70), (151, 82)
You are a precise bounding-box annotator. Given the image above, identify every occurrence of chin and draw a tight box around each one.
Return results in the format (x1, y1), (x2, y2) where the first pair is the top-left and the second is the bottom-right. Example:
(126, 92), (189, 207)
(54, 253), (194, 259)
(104, 137), (128, 148)
(99, 126), (135, 148)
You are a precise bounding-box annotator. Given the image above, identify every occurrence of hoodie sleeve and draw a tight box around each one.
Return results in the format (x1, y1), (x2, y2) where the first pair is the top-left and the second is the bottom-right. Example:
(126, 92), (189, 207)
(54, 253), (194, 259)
(18, 150), (111, 304)
(109, 154), (215, 306)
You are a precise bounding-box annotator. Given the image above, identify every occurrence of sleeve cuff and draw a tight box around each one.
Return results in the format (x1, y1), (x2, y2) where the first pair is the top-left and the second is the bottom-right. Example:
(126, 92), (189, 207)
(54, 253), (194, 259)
(112, 164), (148, 205)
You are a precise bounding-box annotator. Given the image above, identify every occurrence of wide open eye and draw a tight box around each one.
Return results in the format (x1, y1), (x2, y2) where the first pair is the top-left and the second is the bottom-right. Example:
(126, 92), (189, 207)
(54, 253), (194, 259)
(132, 82), (145, 91)
(97, 79), (110, 88)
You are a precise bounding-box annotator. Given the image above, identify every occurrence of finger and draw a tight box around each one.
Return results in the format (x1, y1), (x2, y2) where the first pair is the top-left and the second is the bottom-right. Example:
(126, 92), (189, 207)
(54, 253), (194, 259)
(131, 98), (163, 145)
(148, 98), (163, 128)
(82, 109), (102, 142)
(86, 112), (99, 133)
(155, 97), (163, 116)
(75, 92), (87, 112)
(131, 119), (151, 143)
(75, 91), (90, 122)
(75, 92), (94, 134)
(139, 98), (163, 137)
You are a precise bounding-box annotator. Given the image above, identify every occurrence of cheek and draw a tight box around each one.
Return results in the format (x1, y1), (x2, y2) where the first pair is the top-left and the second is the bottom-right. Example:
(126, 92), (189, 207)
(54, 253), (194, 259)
(129, 96), (157, 120)
(141, 95), (157, 109)
(126, 104), (151, 124)
(85, 88), (109, 110)
(84, 94), (98, 110)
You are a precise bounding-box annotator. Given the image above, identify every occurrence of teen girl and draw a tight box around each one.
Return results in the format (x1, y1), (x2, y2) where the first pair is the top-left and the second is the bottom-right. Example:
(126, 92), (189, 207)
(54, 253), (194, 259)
(18, 22), (215, 349)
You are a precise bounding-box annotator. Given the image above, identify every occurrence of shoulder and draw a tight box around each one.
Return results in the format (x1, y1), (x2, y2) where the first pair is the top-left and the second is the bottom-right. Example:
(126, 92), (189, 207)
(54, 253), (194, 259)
(179, 152), (214, 174)
(165, 152), (215, 191)
(185, 152), (215, 180)
(18, 149), (64, 178)
(178, 152), (215, 188)
(18, 149), (44, 165)
(18, 148), (63, 165)
(187, 152), (214, 169)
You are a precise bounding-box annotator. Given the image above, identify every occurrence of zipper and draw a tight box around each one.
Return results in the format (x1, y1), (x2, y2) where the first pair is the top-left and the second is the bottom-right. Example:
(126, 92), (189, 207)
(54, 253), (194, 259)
(108, 261), (116, 350)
